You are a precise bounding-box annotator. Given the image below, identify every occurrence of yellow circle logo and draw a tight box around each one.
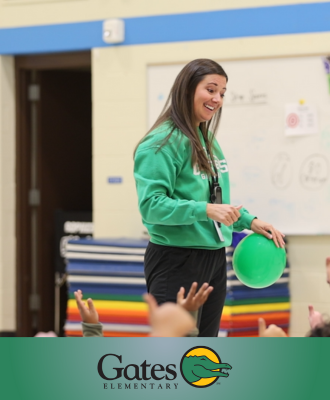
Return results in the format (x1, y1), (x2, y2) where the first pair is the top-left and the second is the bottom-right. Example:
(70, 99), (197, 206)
(180, 346), (232, 388)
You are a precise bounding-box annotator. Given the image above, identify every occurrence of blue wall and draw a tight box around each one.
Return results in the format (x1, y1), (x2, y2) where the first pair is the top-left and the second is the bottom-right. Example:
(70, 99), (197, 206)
(1, 3), (330, 55)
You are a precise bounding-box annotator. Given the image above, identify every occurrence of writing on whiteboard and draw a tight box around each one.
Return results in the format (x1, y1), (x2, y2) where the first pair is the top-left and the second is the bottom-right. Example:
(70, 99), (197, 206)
(226, 89), (267, 106)
(300, 155), (329, 190)
(271, 153), (293, 190)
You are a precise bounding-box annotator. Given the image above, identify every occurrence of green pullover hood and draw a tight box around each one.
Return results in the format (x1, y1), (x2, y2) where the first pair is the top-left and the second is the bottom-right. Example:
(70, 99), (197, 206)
(134, 122), (255, 249)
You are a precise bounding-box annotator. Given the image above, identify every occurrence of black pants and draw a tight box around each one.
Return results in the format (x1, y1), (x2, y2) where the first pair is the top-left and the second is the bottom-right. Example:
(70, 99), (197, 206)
(144, 242), (227, 337)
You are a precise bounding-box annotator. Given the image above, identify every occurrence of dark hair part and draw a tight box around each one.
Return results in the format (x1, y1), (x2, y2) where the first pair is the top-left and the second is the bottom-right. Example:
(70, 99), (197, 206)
(135, 59), (228, 176)
(308, 321), (330, 337)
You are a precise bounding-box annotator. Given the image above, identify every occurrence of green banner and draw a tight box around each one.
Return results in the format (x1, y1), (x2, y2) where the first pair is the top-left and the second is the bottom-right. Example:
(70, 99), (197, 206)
(0, 338), (328, 400)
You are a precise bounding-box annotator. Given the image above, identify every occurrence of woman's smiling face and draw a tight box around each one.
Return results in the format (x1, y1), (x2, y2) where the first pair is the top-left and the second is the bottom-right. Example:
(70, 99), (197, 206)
(193, 74), (227, 126)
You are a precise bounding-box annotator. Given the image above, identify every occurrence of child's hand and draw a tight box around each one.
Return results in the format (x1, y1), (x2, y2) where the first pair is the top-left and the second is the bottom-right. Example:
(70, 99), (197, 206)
(308, 305), (324, 329)
(143, 293), (194, 337)
(258, 318), (287, 337)
(176, 282), (213, 312)
(74, 290), (99, 324)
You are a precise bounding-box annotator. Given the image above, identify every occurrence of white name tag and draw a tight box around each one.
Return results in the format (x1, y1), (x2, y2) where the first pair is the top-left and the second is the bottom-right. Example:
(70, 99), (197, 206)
(213, 220), (224, 242)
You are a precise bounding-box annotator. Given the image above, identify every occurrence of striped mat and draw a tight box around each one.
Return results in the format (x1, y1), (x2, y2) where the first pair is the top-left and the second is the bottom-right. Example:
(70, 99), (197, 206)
(64, 234), (290, 337)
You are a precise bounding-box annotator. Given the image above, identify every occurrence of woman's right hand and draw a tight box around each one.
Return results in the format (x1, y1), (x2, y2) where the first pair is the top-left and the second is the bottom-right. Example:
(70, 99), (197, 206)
(206, 204), (242, 226)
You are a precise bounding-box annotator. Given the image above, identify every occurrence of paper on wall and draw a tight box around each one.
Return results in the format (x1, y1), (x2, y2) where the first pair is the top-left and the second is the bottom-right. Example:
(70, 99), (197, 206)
(285, 104), (318, 136)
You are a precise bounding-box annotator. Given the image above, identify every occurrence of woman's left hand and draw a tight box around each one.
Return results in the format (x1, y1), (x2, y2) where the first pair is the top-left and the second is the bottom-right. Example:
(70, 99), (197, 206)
(250, 218), (285, 248)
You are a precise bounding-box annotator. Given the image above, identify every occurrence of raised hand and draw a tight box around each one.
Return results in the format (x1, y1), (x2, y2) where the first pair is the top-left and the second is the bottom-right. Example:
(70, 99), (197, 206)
(250, 218), (285, 248)
(308, 305), (324, 329)
(177, 282), (213, 312)
(74, 289), (99, 324)
(258, 318), (287, 337)
(143, 293), (194, 337)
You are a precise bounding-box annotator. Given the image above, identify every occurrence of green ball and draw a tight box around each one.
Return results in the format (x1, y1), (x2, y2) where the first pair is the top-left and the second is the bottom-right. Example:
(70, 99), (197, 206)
(232, 233), (286, 289)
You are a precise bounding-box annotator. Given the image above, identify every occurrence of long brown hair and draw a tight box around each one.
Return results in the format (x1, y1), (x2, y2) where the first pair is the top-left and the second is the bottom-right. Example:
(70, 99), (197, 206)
(135, 59), (228, 176)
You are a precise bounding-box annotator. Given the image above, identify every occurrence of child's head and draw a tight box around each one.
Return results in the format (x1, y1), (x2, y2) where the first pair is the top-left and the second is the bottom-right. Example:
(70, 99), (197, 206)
(308, 322), (330, 337)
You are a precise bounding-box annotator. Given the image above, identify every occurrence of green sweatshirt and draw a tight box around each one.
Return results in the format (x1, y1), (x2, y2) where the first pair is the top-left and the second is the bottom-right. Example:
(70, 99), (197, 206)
(134, 122), (256, 249)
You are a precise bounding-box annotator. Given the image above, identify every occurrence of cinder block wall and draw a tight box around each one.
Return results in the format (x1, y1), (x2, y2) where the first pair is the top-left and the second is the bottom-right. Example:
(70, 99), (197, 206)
(288, 236), (330, 337)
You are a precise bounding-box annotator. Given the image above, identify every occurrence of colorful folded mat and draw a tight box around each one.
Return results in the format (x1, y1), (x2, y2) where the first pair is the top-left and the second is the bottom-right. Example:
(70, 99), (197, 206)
(64, 233), (290, 337)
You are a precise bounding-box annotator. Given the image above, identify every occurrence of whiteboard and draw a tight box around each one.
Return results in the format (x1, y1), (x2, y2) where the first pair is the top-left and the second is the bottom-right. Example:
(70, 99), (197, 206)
(147, 57), (330, 234)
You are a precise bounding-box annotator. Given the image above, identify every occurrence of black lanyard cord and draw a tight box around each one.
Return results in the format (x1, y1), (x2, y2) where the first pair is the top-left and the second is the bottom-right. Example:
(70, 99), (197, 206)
(204, 135), (224, 236)
(205, 143), (222, 205)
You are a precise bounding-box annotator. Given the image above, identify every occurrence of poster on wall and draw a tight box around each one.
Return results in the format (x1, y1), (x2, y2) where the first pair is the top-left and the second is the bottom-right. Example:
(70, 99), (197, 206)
(284, 103), (318, 136)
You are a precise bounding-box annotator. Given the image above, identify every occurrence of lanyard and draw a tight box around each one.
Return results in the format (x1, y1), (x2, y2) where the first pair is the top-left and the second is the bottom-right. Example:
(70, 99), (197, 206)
(206, 146), (222, 205)
(206, 144), (225, 242)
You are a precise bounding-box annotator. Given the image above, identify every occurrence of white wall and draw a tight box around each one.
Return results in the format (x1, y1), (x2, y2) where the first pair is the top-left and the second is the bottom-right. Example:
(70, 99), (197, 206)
(92, 31), (330, 336)
(0, 56), (16, 332)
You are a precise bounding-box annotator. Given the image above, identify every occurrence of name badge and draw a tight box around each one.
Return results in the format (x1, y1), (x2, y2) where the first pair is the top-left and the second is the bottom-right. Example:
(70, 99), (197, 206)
(213, 220), (225, 242)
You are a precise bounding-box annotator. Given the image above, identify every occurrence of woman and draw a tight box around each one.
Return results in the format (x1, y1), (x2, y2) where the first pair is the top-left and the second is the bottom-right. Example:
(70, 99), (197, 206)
(134, 59), (285, 337)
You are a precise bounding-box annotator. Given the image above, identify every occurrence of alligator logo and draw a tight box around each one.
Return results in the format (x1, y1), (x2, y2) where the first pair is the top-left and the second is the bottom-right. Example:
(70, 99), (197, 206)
(180, 346), (232, 388)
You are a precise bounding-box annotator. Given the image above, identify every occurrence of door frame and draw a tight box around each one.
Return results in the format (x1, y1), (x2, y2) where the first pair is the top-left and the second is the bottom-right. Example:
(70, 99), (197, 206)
(15, 51), (91, 336)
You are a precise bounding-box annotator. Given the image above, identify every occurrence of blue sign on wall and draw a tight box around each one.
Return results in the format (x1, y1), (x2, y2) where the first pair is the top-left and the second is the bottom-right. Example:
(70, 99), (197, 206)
(108, 177), (123, 184)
